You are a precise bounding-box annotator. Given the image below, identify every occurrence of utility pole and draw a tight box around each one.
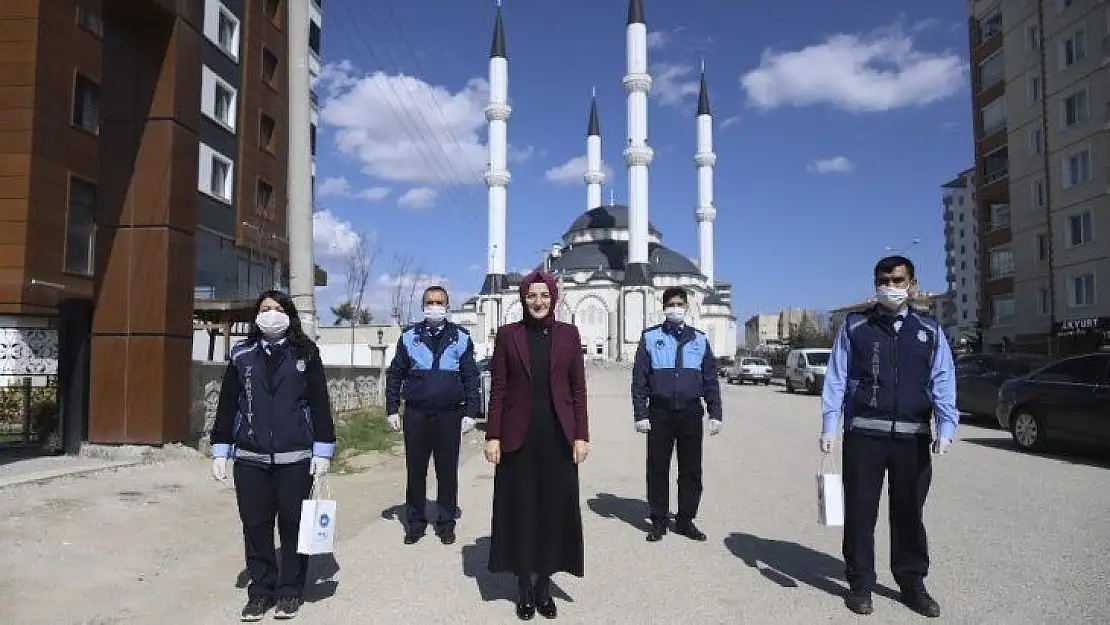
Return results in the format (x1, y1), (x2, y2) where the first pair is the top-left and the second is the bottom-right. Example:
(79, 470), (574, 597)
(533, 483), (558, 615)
(287, 0), (317, 339)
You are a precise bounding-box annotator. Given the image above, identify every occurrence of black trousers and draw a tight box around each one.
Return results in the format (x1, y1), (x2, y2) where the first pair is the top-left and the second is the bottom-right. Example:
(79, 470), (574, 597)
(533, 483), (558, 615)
(403, 406), (463, 531)
(233, 460), (315, 600)
(842, 431), (933, 593)
(646, 408), (704, 523)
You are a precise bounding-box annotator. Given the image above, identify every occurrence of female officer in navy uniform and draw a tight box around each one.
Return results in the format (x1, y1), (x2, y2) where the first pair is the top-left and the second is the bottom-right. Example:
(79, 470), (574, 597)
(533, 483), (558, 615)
(210, 290), (336, 622)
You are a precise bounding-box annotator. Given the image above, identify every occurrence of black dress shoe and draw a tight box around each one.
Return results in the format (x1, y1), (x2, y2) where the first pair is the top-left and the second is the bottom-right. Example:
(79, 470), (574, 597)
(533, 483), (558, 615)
(534, 578), (557, 619)
(900, 587), (940, 618)
(844, 590), (873, 615)
(673, 519), (707, 542)
(646, 522), (666, 542)
(403, 529), (425, 545)
(435, 527), (456, 545)
(515, 582), (536, 620)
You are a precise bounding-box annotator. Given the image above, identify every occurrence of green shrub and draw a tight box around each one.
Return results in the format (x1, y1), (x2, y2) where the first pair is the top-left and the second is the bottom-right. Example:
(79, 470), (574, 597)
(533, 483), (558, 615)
(332, 407), (399, 474)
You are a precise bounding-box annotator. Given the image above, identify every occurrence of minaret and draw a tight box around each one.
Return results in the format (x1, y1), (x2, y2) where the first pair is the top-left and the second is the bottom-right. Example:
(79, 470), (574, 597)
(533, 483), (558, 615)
(694, 63), (717, 285)
(583, 88), (604, 210)
(622, 0), (653, 287)
(481, 1), (510, 296)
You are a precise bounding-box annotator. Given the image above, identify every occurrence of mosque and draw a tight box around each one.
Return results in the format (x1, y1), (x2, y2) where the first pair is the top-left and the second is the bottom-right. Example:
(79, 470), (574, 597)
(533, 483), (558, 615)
(453, 0), (737, 361)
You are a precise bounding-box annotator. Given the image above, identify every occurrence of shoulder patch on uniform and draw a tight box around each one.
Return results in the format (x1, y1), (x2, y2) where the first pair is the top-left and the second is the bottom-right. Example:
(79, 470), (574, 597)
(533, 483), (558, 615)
(229, 340), (258, 361)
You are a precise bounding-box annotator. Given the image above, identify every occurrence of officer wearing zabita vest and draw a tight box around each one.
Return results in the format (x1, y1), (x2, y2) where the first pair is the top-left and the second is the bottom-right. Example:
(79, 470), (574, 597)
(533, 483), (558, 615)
(385, 285), (480, 547)
(209, 290), (336, 622)
(631, 286), (724, 544)
(820, 256), (958, 619)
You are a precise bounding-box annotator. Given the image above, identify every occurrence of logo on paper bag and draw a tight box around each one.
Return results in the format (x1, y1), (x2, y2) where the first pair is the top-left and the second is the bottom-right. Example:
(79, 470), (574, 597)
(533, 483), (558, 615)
(318, 513), (330, 528)
(296, 359), (307, 372)
(917, 330), (927, 343)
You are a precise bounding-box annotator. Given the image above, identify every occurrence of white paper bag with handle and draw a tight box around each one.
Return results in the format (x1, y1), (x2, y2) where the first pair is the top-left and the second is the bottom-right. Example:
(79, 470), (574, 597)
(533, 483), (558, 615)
(297, 477), (336, 555)
(816, 455), (844, 527)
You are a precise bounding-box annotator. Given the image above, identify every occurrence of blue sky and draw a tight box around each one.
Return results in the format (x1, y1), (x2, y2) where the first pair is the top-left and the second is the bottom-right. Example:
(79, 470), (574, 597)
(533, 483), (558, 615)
(310, 0), (973, 328)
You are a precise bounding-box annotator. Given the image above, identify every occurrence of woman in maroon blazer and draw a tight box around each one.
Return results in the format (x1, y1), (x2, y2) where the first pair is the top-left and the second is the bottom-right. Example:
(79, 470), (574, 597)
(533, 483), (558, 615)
(484, 271), (589, 621)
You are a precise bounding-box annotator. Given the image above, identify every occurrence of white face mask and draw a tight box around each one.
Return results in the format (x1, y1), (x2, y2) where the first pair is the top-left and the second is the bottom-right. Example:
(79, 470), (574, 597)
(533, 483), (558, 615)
(664, 306), (686, 323)
(423, 304), (447, 324)
(876, 285), (909, 311)
(256, 310), (290, 338)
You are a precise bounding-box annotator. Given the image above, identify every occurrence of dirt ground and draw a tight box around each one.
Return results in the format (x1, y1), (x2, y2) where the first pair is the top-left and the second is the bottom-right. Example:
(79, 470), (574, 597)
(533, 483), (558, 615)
(0, 435), (484, 625)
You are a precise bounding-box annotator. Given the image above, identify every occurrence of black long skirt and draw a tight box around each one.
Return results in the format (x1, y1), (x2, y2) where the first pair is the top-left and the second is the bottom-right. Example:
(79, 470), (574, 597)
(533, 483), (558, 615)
(487, 406), (584, 578)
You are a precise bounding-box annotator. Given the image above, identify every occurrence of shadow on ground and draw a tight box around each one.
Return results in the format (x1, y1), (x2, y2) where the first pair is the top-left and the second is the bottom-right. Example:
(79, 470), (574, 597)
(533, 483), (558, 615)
(585, 492), (651, 532)
(380, 501), (464, 529)
(234, 554), (340, 603)
(723, 532), (899, 601)
(461, 536), (573, 604)
(961, 437), (1110, 469)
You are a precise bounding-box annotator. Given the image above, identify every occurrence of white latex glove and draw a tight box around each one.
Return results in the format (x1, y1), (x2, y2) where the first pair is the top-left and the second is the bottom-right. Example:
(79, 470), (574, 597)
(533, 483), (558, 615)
(708, 419), (722, 436)
(212, 458), (229, 483)
(931, 438), (953, 455)
(634, 419), (651, 434)
(387, 414), (401, 430)
(819, 434), (836, 454)
(310, 457), (330, 478)
(461, 417), (476, 434)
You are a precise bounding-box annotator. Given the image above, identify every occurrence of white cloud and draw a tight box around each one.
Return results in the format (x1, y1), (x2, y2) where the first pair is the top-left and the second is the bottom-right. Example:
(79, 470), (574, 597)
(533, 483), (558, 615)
(911, 17), (942, 32)
(652, 62), (701, 109)
(740, 23), (966, 113)
(316, 175), (391, 202)
(397, 187), (438, 211)
(720, 116), (740, 129)
(647, 26), (688, 51)
(544, 155), (615, 186)
(360, 272), (474, 321)
(317, 61), (532, 187)
(313, 210), (363, 257)
(807, 156), (856, 174)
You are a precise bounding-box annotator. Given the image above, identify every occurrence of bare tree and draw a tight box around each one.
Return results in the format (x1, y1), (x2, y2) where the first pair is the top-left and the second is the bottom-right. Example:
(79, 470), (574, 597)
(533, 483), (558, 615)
(389, 252), (414, 323)
(403, 265), (426, 323)
(342, 232), (377, 364)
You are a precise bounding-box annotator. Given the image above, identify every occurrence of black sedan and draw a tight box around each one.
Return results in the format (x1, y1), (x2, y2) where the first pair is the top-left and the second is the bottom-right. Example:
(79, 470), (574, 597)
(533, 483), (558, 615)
(996, 352), (1110, 451)
(956, 353), (1047, 422)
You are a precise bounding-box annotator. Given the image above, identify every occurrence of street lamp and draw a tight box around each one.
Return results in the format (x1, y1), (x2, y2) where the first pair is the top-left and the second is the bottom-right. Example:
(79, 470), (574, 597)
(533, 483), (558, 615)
(885, 238), (921, 255)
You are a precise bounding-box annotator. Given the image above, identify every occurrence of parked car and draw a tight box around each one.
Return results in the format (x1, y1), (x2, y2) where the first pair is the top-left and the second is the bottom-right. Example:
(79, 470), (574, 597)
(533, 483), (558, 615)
(477, 357), (492, 420)
(727, 357), (772, 385)
(996, 352), (1110, 452)
(717, 357), (735, 377)
(784, 348), (830, 394)
(956, 353), (1048, 422)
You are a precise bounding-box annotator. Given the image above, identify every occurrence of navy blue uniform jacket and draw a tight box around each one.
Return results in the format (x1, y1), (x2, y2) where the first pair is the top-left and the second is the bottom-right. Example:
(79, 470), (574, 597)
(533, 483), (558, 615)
(631, 322), (723, 422)
(385, 321), (481, 418)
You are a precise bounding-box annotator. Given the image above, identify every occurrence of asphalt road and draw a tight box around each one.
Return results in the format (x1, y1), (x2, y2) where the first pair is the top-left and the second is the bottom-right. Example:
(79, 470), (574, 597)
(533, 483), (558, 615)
(2, 367), (1107, 624)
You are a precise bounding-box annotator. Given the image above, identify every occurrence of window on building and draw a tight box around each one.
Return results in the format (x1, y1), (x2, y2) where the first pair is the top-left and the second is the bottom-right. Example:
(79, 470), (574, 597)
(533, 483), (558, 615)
(309, 21), (321, 55)
(978, 52), (1005, 91)
(1067, 211), (1093, 247)
(209, 154), (232, 201)
(262, 48), (279, 87)
(263, 0), (280, 21)
(1060, 29), (1087, 69)
(310, 123), (317, 156)
(259, 113), (276, 152)
(1062, 88), (1090, 127)
(71, 73), (100, 135)
(217, 7), (240, 59)
(989, 246), (1013, 279)
(976, 6), (1002, 45)
(1068, 272), (1096, 307)
(1025, 24), (1039, 52)
(65, 177), (96, 276)
(1026, 74), (1041, 105)
(256, 179), (274, 214)
(980, 98), (1007, 134)
(1057, 0), (1076, 12)
(991, 295), (1014, 326)
(990, 203), (1011, 230)
(959, 228), (965, 238)
(1028, 127), (1043, 156)
(1031, 179), (1045, 207)
(982, 147), (1009, 184)
(1035, 232), (1048, 263)
(213, 82), (234, 127)
(1037, 287), (1051, 316)
(1062, 147), (1092, 188)
(76, 6), (103, 38)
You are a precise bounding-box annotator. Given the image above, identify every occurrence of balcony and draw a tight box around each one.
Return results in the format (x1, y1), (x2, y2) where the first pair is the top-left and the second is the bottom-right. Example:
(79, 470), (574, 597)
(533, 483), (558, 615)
(944, 209), (954, 222)
(946, 270), (957, 284)
(310, 89), (319, 108)
(946, 256), (956, 268)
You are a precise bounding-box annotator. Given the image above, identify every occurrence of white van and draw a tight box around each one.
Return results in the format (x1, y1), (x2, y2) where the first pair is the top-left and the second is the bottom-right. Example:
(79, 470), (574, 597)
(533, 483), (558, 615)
(784, 348), (831, 395)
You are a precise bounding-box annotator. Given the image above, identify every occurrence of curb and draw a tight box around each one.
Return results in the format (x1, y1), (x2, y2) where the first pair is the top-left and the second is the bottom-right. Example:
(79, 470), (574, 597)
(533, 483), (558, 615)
(0, 460), (141, 490)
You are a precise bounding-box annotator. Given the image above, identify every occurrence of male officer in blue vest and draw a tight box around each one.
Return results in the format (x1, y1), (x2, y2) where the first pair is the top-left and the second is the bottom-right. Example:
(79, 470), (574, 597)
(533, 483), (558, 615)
(385, 285), (480, 546)
(820, 255), (958, 618)
(632, 286), (724, 543)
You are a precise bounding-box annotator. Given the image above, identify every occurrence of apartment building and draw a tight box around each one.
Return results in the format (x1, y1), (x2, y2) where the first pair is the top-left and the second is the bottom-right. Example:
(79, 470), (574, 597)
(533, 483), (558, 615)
(941, 167), (980, 338)
(744, 314), (780, 347)
(969, 0), (1110, 353)
(0, 0), (320, 446)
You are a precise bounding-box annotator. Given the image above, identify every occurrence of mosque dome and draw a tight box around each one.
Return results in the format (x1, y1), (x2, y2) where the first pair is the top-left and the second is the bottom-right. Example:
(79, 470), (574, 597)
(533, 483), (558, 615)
(564, 204), (662, 238)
